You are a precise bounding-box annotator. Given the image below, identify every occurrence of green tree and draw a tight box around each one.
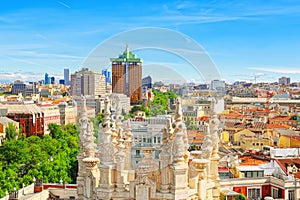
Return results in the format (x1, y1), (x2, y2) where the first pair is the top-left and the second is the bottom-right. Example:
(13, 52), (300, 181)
(0, 123), (79, 198)
(239, 194), (246, 200)
(149, 89), (177, 116)
(187, 124), (199, 130)
(5, 123), (17, 140)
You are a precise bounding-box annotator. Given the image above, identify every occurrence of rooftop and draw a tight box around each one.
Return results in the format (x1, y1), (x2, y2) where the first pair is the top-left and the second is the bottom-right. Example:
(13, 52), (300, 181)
(110, 45), (143, 63)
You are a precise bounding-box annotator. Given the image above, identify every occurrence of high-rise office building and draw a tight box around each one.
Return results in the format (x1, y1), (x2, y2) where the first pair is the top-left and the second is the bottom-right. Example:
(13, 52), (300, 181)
(211, 79), (226, 96)
(70, 68), (106, 97)
(102, 69), (111, 83)
(64, 68), (70, 85)
(45, 73), (51, 85)
(50, 77), (55, 84)
(278, 76), (290, 85)
(111, 45), (142, 103)
(142, 75), (152, 89)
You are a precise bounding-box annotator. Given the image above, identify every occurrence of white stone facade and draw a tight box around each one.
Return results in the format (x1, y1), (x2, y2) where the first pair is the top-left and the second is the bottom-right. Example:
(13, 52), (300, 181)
(77, 96), (221, 200)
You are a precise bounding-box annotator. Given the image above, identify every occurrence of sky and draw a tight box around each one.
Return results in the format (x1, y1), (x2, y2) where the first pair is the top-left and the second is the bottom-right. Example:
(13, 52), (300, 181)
(1, 0), (300, 83)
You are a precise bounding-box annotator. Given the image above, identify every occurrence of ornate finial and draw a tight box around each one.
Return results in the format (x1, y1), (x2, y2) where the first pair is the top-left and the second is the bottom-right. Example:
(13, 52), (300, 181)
(104, 96), (111, 119)
(115, 97), (124, 141)
(98, 96), (115, 164)
(210, 97), (216, 116)
(200, 122), (213, 159)
(81, 95), (87, 117)
(79, 95), (97, 159)
(175, 98), (183, 123)
(125, 44), (129, 57)
(171, 97), (189, 164)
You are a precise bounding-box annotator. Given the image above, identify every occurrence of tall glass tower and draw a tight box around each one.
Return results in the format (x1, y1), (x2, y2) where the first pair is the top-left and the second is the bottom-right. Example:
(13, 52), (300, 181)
(111, 45), (142, 103)
(64, 68), (70, 85)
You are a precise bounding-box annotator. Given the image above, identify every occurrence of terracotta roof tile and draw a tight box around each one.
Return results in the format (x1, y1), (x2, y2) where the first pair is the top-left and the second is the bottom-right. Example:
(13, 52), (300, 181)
(239, 155), (269, 166)
(275, 158), (300, 175)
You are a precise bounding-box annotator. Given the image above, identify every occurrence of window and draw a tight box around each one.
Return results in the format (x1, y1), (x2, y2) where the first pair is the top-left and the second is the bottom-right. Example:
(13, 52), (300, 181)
(154, 137), (157, 143)
(272, 188), (279, 198)
(248, 188), (261, 200)
(157, 137), (161, 144)
(244, 171), (263, 178)
(246, 171), (252, 178)
(288, 190), (294, 200)
(136, 150), (140, 156)
(258, 171), (264, 177)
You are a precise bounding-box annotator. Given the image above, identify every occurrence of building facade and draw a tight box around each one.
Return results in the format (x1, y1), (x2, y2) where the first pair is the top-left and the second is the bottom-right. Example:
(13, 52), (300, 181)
(76, 96), (221, 200)
(2, 104), (44, 137)
(36, 103), (61, 134)
(111, 45), (142, 103)
(70, 68), (106, 97)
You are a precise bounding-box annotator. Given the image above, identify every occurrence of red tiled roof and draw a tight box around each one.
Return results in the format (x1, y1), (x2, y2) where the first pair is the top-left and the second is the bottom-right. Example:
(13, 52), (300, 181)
(198, 116), (210, 121)
(225, 111), (244, 119)
(267, 124), (290, 129)
(187, 130), (204, 144)
(270, 115), (295, 121)
(275, 158), (300, 175)
(239, 155), (269, 166)
(225, 121), (267, 130)
(218, 166), (229, 172)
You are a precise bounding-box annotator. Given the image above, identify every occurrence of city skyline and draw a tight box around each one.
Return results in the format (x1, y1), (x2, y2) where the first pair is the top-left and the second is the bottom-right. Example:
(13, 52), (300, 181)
(1, 0), (300, 83)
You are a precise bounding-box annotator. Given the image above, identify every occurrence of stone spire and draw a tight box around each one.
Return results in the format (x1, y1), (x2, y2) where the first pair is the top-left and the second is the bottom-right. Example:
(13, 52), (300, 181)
(200, 122), (213, 159)
(160, 118), (173, 193)
(79, 95), (97, 159)
(210, 98), (220, 156)
(98, 96), (114, 164)
(124, 120), (133, 170)
(115, 97), (124, 146)
(77, 95), (99, 200)
(209, 97), (221, 200)
(110, 100), (118, 147)
(161, 118), (173, 156)
(171, 98), (189, 164)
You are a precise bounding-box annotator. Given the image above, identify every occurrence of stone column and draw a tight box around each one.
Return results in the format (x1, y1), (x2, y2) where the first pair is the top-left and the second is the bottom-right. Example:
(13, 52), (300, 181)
(170, 164), (189, 200)
(124, 120), (132, 170)
(160, 151), (170, 193)
(83, 158), (100, 200)
(191, 159), (209, 200)
(97, 97), (116, 199)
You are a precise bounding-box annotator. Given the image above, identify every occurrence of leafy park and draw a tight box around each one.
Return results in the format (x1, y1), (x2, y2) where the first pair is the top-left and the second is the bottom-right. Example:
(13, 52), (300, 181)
(0, 123), (79, 197)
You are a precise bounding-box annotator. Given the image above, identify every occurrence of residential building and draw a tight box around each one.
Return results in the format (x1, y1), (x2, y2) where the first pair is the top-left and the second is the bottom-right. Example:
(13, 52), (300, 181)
(57, 101), (77, 125)
(70, 68), (106, 97)
(111, 45), (142, 103)
(1, 104), (44, 137)
(279, 76), (291, 85)
(11, 81), (38, 96)
(211, 79), (226, 96)
(36, 102), (60, 134)
(142, 75), (152, 89)
(110, 93), (130, 113)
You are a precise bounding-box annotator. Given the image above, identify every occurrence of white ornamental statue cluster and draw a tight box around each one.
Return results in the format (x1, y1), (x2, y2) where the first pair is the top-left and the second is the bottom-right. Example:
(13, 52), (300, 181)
(201, 97), (221, 159)
(79, 95), (97, 159)
(171, 98), (189, 164)
(98, 97), (115, 164)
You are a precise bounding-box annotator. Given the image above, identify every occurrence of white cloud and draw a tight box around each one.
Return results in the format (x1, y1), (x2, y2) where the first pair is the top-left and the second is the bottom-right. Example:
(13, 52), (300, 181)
(57, 1), (71, 9)
(249, 67), (300, 74)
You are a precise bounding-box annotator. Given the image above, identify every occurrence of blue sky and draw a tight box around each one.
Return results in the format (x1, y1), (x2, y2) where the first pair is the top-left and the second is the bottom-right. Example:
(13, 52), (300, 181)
(1, 0), (300, 83)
